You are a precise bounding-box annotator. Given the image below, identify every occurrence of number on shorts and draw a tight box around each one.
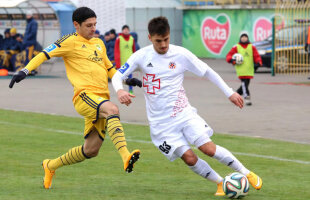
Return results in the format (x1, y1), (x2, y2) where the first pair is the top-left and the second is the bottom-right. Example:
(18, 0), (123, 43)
(159, 141), (171, 154)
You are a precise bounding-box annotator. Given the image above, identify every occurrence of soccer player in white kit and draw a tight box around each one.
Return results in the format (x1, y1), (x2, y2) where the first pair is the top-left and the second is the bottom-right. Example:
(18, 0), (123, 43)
(112, 17), (263, 196)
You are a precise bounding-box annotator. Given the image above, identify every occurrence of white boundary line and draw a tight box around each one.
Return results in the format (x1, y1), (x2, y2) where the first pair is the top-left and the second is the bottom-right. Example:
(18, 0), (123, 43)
(1, 120), (309, 165)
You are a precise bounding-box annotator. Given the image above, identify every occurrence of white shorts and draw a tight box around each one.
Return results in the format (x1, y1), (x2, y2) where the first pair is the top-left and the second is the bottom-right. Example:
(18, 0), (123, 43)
(149, 112), (213, 161)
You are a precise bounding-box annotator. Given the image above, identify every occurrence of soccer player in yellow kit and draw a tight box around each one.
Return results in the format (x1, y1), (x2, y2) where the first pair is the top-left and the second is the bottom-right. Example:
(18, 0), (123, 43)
(9, 7), (141, 189)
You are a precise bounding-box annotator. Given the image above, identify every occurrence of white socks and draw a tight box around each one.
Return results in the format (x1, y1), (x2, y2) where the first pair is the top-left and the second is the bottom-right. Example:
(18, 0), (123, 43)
(213, 145), (250, 175)
(189, 158), (223, 183)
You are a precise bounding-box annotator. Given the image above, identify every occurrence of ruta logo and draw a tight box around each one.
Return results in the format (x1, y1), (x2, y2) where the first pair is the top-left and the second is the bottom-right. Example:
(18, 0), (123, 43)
(253, 17), (272, 42)
(253, 17), (285, 42)
(201, 14), (231, 55)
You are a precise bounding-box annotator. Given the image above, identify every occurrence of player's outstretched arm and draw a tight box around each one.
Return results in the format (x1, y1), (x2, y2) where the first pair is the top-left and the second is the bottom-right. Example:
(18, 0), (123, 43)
(112, 71), (138, 106)
(9, 52), (47, 88)
(9, 68), (28, 88)
(229, 92), (244, 109)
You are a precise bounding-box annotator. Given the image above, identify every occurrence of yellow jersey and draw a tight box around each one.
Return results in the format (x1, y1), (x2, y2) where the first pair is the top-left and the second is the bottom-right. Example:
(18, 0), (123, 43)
(26, 33), (116, 101)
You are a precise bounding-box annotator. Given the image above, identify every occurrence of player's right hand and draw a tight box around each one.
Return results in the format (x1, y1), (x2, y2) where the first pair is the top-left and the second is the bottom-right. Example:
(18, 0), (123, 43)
(230, 59), (236, 65)
(9, 69), (28, 88)
(117, 89), (135, 106)
(229, 92), (243, 109)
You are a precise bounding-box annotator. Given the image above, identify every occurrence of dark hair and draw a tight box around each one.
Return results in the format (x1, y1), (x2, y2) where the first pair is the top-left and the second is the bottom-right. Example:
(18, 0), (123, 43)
(122, 25), (129, 30)
(110, 29), (116, 35)
(148, 16), (170, 36)
(72, 7), (96, 24)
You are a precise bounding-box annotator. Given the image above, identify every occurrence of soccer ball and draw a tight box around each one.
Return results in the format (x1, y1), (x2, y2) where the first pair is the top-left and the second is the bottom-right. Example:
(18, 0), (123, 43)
(232, 53), (243, 65)
(223, 172), (249, 199)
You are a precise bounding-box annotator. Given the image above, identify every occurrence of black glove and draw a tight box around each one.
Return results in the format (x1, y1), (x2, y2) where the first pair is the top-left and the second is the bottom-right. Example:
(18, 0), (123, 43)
(9, 69), (28, 88)
(305, 43), (308, 52)
(230, 59), (236, 65)
(125, 78), (142, 87)
(254, 63), (261, 68)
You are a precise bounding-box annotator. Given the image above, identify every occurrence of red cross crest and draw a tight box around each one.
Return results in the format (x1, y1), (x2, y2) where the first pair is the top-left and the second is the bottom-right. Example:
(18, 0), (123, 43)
(143, 74), (160, 94)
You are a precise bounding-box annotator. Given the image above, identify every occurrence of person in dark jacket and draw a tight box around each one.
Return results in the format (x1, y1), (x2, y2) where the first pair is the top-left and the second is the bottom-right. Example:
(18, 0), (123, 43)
(23, 10), (38, 65)
(11, 34), (24, 52)
(3, 29), (12, 50)
(106, 29), (117, 66)
(130, 31), (140, 51)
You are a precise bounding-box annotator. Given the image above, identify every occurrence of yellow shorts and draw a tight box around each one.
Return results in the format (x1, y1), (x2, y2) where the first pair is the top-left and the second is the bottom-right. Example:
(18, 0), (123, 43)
(74, 92), (109, 140)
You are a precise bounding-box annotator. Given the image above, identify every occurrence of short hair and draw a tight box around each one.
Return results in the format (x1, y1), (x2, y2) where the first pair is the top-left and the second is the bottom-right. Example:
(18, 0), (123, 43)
(110, 29), (116, 35)
(148, 16), (170, 36)
(122, 25), (129, 30)
(72, 7), (96, 24)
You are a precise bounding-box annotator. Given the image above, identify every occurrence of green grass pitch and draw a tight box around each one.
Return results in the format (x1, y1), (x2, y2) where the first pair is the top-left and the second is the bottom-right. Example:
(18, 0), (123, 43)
(0, 109), (309, 200)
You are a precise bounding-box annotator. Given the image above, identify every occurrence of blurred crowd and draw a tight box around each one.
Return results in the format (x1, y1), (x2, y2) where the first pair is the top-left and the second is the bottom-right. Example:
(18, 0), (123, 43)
(93, 26), (140, 68)
(0, 10), (41, 76)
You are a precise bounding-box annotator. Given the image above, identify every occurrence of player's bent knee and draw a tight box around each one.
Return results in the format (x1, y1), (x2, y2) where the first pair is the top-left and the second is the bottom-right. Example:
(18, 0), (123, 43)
(99, 102), (119, 117)
(181, 150), (198, 166)
(199, 141), (216, 157)
(83, 146), (100, 158)
(107, 104), (119, 115)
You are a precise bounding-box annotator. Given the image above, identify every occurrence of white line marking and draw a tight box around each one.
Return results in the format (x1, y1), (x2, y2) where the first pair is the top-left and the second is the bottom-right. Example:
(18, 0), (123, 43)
(1, 120), (309, 165)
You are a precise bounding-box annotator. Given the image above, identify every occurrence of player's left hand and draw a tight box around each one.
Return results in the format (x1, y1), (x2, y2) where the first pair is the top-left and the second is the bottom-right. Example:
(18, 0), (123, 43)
(229, 92), (243, 109)
(125, 78), (142, 87)
(117, 89), (135, 106)
(9, 69), (28, 88)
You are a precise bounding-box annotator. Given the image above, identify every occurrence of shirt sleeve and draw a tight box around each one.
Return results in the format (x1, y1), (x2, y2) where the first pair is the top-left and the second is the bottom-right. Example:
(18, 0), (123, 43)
(204, 67), (234, 98)
(182, 47), (233, 97)
(183, 47), (209, 77)
(111, 50), (140, 92)
(42, 37), (73, 59)
(25, 52), (47, 72)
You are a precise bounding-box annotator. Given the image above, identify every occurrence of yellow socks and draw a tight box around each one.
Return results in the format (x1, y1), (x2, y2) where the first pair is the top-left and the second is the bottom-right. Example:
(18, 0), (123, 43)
(47, 145), (88, 170)
(106, 114), (130, 162)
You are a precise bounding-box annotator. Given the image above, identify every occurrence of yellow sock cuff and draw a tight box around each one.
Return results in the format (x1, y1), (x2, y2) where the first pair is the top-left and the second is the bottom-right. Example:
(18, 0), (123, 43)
(106, 115), (129, 158)
(48, 145), (87, 170)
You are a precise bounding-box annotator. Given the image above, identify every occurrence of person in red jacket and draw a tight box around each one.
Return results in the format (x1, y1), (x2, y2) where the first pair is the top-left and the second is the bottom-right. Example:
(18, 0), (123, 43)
(226, 33), (262, 106)
(114, 25), (136, 94)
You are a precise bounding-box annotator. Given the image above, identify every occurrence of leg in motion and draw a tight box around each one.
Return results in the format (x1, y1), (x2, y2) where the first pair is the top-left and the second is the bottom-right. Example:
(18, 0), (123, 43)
(100, 101), (140, 173)
(179, 148), (225, 196)
(42, 130), (101, 189)
(199, 142), (262, 190)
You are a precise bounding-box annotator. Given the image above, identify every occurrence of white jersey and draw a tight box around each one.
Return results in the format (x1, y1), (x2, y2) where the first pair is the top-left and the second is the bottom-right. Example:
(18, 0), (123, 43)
(113, 44), (233, 125)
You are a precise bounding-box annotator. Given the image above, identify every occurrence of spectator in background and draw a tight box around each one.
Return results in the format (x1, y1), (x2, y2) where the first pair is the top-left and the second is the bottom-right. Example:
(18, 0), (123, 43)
(10, 28), (17, 48)
(106, 28), (117, 66)
(130, 31), (140, 51)
(0, 34), (3, 50)
(226, 33), (262, 106)
(3, 29), (12, 50)
(94, 29), (100, 38)
(102, 31), (110, 46)
(0, 29), (13, 74)
(23, 10), (38, 68)
(114, 25), (136, 94)
(11, 34), (24, 52)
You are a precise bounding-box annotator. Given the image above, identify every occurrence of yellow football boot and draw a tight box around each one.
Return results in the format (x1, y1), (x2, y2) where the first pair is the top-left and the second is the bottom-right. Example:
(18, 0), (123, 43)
(247, 171), (263, 190)
(214, 181), (225, 196)
(124, 149), (140, 173)
(42, 159), (55, 189)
